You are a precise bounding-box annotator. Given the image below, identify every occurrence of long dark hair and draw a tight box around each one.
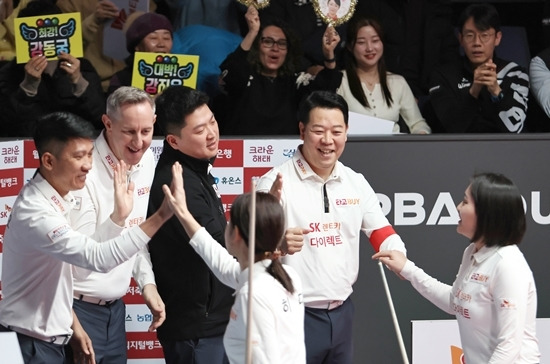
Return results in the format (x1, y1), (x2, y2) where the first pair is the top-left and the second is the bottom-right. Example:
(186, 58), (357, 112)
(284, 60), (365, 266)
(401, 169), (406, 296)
(247, 18), (301, 78)
(345, 16), (393, 108)
(230, 192), (295, 293)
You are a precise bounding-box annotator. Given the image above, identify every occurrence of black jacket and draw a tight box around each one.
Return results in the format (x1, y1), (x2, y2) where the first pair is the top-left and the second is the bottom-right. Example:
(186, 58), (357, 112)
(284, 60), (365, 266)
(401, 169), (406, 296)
(147, 141), (234, 341)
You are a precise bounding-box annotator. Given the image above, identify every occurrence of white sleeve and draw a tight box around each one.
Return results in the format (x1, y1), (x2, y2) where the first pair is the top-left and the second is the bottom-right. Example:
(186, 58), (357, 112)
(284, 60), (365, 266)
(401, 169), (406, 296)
(400, 260), (455, 315)
(487, 259), (532, 363)
(529, 55), (550, 117)
(189, 227), (241, 288)
(132, 247), (156, 289)
(71, 184), (125, 241)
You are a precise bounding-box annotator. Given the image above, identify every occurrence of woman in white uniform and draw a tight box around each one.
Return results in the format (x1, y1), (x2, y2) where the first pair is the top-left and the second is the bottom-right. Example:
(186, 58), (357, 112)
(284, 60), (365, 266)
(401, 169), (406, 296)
(374, 173), (540, 363)
(163, 162), (306, 364)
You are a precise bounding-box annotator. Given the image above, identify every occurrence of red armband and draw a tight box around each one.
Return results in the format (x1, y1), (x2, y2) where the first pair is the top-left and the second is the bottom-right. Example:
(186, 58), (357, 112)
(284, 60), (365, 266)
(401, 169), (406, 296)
(369, 225), (396, 252)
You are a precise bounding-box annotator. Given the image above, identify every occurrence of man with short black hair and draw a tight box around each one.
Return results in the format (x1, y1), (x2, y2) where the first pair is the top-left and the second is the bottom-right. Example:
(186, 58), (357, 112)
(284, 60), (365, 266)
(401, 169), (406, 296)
(148, 86), (234, 364)
(0, 112), (173, 364)
(257, 91), (407, 364)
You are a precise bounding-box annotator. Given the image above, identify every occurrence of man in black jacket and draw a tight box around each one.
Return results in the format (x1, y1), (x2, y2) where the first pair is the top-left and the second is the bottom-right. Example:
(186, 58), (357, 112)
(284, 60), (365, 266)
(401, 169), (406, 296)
(147, 86), (233, 364)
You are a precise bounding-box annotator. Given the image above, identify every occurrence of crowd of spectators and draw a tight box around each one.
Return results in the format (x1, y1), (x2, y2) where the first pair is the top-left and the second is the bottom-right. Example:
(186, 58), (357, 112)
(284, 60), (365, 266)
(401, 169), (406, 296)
(1, 0), (550, 136)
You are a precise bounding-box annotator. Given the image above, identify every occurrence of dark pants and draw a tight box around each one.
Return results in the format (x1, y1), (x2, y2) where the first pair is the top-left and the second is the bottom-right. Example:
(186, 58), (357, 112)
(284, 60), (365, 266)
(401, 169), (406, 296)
(0, 324), (65, 364)
(304, 298), (355, 364)
(160, 334), (229, 364)
(65, 298), (126, 364)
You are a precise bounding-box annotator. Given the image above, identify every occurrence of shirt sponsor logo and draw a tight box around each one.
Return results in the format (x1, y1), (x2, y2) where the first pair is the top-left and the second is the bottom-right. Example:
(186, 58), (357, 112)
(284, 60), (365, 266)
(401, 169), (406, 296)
(335, 198), (360, 206)
(47, 224), (70, 242)
(454, 288), (471, 303)
(469, 272), (489, 283)
(296, 159), (307, 174)
(452, 303), (471, 319)
(105, 154), (116, 170)
(500, 298), (516, 309)
(136, 186), (150, 196)
(51, 195), (65, 213)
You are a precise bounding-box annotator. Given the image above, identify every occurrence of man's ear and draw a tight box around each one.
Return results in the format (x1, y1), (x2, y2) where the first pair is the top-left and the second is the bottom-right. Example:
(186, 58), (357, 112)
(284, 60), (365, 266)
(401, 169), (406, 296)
(102, 114), (112, 130)
(165, 134), (178, 150)
(494, 31), (502, 47)
(41, 152), (55, 171)
(299, 122), (306, 141)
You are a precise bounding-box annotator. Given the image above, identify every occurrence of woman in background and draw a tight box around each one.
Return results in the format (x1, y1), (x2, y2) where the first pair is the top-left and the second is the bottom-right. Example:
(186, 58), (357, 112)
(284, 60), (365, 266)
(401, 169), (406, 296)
(337, 16), (431, 134)
(374, 173), (540, 363)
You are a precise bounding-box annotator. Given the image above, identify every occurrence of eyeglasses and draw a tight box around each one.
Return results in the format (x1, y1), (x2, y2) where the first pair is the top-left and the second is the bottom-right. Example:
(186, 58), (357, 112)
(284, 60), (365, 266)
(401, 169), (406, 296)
(461, 31), (496, 44)
(260, 37), (288, 50)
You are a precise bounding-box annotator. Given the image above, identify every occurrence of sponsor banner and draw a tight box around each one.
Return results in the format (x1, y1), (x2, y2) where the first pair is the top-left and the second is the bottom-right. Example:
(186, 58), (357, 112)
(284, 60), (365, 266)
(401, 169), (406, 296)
(23, 140), (39, 169)
(0, 169), (23, 198)
(148, 140), (164, 163)
(0, 141), (24, 170)
(123, 279), (146, 305)
(243, 167), (272, 192)
(212, 167), (243, 195)
(0, 196), (16, 226)
(126, 331), (163, 359)
(125, 304), (155, 332)
(243, 139), (298, 167)
(216, 140), (244, 167)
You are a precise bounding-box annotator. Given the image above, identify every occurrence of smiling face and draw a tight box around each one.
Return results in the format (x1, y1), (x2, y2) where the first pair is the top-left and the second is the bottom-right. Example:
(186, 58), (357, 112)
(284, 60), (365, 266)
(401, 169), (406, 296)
(299, 107), (348, 180)
(459, 17), (501, 68)
(103, 101), (156, 167)
(47, 138), (94, 196)
(456, 185), (478, 241)
(259, 25), (288, 77)
(136, 29), (173, 53)
(352, 25), (383, 70)
(167, 104), (219, 160)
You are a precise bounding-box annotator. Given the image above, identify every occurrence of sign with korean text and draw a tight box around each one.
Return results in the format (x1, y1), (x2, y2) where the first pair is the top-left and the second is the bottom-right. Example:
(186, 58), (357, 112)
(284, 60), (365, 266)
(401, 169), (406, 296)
(14, 12), (83, 63)
(131, 52), (199, 96)
(103, 0), (149, 60)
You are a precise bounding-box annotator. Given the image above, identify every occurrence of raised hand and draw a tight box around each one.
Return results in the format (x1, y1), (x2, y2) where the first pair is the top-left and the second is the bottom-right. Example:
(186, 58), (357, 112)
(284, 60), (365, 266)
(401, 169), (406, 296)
(268, 172), (283, 201)
(93, 0), (119, 23)
(110, 160), (134, 227)
(24, 54), (48, 80)
(58, 51), (82, 84)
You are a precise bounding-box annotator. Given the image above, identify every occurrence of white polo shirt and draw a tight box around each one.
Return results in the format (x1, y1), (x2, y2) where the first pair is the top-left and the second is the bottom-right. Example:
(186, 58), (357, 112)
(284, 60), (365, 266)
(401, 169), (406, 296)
(256, 147), (407, 304)
(70, 131), (156, 301)
(0, 173), (150, 341)
(402, 243), (540, 363)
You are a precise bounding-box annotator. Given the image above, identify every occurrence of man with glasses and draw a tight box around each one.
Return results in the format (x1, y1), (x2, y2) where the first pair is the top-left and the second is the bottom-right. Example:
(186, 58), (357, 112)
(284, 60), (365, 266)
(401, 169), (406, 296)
(425, 3), (529, 133)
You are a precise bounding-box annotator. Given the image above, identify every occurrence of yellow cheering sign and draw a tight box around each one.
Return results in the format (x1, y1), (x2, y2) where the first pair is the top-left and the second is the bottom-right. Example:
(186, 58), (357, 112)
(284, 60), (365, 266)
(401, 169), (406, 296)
(131, 52), (200, 96)
(14, 12), (83, 63)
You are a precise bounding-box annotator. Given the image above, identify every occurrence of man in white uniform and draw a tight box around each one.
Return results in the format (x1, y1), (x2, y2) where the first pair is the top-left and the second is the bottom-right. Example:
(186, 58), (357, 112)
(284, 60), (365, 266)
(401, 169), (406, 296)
(0, 111), (173, 364)
(256, 91), (407, 364)
(67, 87), (164, 363)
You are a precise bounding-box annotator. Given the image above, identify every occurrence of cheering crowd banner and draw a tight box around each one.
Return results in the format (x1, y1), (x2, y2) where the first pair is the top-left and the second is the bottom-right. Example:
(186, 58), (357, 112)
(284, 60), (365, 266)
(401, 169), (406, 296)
(1, 135), (550, 363)
(131, 52), (199, 96)
(14, 12), (83, 63)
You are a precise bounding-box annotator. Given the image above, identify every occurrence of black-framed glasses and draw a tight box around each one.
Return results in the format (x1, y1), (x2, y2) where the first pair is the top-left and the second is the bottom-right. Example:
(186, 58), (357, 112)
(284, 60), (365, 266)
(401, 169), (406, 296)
(461, 31), (496, 44)
(260, 37), (288, 50)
